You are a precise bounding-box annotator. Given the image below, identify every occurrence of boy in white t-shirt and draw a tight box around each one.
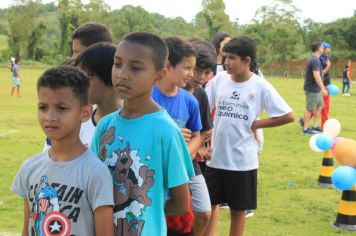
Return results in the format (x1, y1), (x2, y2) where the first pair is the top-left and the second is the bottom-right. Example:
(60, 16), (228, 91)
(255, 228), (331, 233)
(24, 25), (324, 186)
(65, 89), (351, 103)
(205, 36), (295, 236)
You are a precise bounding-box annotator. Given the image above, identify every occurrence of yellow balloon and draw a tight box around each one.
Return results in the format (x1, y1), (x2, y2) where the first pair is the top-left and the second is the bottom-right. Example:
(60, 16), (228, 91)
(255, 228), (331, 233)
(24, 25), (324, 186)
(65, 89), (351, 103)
(334, 139), (356, 167)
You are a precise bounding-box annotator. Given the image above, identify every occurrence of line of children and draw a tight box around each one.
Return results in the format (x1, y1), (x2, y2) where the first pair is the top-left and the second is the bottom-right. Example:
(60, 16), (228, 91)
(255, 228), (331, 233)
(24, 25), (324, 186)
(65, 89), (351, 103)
(12, 26), (296, 236)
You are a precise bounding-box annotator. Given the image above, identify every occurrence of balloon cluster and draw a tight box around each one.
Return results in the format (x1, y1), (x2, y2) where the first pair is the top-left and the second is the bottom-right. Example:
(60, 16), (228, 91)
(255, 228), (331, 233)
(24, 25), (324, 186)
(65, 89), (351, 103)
(309, 119), (356, 190)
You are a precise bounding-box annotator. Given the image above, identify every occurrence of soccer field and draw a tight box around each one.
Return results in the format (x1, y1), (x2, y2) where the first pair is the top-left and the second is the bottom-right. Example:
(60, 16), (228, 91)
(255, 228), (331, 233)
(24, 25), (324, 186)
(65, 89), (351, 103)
(0, 68), (355, 235)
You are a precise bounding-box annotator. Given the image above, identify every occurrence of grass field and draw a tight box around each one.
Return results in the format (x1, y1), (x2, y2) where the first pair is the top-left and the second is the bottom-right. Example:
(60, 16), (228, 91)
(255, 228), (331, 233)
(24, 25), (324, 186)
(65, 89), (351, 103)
(0, 68), (355, 235)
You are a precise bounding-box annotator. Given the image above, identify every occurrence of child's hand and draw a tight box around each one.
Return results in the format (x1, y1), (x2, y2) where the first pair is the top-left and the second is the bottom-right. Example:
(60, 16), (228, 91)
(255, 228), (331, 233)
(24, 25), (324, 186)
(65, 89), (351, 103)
(180, 128), (192, 143)
(198, 146), (212, 160)
(251, 120), (261, 142)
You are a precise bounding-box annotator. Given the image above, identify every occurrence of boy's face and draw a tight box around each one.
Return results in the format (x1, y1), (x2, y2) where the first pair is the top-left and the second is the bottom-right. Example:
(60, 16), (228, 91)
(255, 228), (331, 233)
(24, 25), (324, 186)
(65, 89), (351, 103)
(167, 56), (196, 87)
(224, 52), (251, 77)
(189, 67), (213, 88)
(112, 41), (165, 100)
(72, 39), (87, 59)
(38, 87), (91, 142)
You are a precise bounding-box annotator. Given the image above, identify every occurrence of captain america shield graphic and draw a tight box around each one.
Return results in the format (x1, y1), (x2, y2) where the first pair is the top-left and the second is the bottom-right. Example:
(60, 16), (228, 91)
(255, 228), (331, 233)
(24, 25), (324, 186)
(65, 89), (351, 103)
(42, 212), (71, 236)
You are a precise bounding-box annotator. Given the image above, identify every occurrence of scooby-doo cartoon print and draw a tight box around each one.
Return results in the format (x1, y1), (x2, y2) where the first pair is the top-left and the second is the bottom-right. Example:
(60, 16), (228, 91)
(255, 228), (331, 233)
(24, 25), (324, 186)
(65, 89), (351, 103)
(99, 128), (155, 236)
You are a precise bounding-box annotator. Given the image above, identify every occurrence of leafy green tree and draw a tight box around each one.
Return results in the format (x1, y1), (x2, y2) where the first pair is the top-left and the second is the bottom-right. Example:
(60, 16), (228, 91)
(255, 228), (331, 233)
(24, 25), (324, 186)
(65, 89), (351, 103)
(194, 0), (232, 39)
(7, 0), (42, 58)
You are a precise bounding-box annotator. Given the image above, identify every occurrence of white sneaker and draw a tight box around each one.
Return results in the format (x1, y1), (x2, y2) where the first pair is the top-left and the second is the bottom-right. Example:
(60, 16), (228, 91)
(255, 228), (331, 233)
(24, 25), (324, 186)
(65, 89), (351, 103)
(346, 93), (351, 96)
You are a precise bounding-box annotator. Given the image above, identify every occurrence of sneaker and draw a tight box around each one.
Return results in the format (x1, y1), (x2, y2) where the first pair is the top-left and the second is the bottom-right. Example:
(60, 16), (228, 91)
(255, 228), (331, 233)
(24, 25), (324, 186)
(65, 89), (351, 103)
(345, 93), (351, 96)
(245, 210), (254, 218)
(303, 128), (315, 134)
(219, 203), (230, 209)
(299, 118), (304, 127)
(311, 126), (323, 132)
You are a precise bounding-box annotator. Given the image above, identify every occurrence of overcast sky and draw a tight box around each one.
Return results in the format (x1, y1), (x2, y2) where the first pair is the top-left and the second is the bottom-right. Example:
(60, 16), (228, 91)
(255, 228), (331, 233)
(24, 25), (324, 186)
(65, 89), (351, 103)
(1, 0), (355, 24)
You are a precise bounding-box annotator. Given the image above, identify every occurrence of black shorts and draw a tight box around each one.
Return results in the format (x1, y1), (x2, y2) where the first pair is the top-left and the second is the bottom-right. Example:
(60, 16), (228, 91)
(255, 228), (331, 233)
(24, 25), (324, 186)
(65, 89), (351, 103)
(205, 166), (257, 211)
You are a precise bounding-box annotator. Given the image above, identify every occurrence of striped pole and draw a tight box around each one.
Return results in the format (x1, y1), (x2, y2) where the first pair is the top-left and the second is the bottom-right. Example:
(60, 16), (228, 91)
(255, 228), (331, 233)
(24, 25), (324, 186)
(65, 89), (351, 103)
(318, 150), (334, 188)
(332, 185), (356, 230)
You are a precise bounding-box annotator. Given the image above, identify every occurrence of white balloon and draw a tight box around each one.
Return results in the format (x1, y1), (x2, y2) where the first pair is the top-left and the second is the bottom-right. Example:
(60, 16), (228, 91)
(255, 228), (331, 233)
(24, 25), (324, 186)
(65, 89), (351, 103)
(309, 134), (323, 152)
(323, 119), (341, 138)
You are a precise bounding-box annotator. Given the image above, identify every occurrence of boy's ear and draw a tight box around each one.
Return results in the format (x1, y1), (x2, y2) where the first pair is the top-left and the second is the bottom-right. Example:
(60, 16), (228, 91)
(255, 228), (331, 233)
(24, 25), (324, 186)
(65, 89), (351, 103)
(154, 67), (167, 84)
(80, 104), (93, 123)
(244, 56), (252, 66)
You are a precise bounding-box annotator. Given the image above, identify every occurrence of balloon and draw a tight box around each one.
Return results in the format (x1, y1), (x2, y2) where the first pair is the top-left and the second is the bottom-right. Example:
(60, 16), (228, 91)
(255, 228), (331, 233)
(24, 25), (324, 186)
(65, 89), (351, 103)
(315, 134), (333, 151)
(309, 134), (323, 152)
(334, 139), (356, 167)
(327, 84), (339, 96)
(323, 119), (341, 138)
(332, 166), (356, 190)
(331, 137), (344, 155)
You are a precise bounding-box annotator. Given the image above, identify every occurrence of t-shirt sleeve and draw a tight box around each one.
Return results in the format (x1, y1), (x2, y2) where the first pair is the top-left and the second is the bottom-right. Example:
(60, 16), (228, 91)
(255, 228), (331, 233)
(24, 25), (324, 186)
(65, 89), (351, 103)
(198, 90), (213, 131)
(186, 98), (202, 132)
(11, 161), (29, 198)
(262, 81), (293, 118)
(87, 160), (114, 211)
(311, 58), (321, 72)
(90, 118), (106, 155)
(205, 76), (216, 110)
(162, 127), (195, 189)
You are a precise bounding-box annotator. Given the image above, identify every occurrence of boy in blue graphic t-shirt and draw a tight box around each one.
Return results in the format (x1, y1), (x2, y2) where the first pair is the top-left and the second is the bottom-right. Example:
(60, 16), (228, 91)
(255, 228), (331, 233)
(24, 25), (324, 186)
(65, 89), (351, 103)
(91, 32), (194, 236)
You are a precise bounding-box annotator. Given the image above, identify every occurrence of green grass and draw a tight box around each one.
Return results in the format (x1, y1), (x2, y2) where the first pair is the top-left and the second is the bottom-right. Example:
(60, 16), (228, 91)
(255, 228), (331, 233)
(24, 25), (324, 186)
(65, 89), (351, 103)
(0, 68), (356, 235)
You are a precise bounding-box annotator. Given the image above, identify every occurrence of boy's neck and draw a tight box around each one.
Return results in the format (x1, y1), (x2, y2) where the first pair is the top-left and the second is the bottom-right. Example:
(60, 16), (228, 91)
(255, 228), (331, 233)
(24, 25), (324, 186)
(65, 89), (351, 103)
(184, 83), (195, 94)
(95, 95), (121, 123)
(49, 138), (86, 162)
(156, 78), (179, 96)
(121, 92), (161, 119)
(231, 70), (253, 83)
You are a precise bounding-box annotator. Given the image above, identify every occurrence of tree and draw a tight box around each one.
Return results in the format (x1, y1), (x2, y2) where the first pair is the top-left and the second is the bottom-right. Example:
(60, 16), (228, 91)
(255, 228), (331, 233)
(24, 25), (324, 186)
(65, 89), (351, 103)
(194, 0), (232, 40)
(107, 5), (155, 41)
(246, 0), (302, 62)
(7, 0), (42, 58)
(58, 0), (83, 57)
(28, 22), (46, 59)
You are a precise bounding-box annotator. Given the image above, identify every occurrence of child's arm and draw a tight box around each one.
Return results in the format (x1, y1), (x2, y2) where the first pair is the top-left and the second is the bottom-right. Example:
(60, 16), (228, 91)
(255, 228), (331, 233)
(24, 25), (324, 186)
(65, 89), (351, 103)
(94, 206), (114, 236)
(165, 183), (190, 216)
(322, 59), (331, 76)
(187, 131), (202, 159)
(251, 112), (295, 141)
(22, 199), (30, 236)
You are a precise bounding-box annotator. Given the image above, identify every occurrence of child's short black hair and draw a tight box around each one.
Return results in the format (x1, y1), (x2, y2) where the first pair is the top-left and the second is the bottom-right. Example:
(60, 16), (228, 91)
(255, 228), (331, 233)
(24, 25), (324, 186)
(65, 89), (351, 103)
(311, 41), (322, 52)
(223, 36), (257, 67)
(75, 42), (116, 87)
(37, 66), (89, 105)
(345, 65), (349, 69)
(211, 32), (230, 55)
(122, 32), (168, 70)
(164, 36), (196, 67)
(71, 22), (112, 47)
(189, 38), (216, 71)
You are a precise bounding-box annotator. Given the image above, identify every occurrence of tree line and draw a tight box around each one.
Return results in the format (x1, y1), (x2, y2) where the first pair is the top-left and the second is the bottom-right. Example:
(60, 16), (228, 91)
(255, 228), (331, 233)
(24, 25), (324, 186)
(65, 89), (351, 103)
(0, 0), (355, 67)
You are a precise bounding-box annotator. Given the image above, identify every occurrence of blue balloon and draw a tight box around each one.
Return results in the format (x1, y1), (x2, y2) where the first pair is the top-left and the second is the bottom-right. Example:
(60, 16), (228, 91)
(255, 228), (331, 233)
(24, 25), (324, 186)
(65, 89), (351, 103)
(327, 84), (339, 96)
(315, 134), (333, 151)
(332, 166), (356, 190)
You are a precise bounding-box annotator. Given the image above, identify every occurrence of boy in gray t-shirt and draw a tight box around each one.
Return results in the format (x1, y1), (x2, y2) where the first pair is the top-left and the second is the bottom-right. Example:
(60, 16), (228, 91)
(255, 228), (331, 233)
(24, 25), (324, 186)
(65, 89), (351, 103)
(11, 66), (114, 236)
